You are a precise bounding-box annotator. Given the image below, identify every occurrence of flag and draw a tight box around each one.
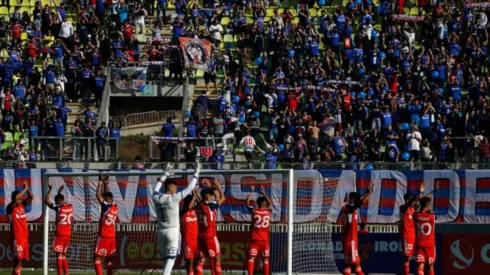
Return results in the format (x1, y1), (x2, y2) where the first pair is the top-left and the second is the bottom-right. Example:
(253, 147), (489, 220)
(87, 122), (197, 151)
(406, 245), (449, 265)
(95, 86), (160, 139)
(179, 37), (212, 72)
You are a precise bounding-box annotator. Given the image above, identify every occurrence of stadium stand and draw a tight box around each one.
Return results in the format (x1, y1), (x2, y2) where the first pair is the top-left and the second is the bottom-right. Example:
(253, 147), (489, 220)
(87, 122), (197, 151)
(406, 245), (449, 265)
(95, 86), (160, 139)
(0, 0), (488, 165)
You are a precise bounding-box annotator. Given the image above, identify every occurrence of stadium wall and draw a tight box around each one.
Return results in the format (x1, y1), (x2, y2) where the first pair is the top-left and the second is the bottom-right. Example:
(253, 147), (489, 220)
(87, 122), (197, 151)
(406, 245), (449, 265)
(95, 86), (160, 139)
(0, 169), (489, 224)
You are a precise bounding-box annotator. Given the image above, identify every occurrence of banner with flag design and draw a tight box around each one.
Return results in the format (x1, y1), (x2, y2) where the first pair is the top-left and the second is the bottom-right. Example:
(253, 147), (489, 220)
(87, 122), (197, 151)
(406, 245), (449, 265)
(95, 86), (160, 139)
(179, 37), (212, 72)
(0, 169), (490, 224)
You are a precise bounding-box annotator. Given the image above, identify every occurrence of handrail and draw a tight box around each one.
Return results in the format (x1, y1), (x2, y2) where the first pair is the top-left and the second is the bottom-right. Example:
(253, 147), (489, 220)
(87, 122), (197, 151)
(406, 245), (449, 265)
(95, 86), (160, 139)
(113, 110), (181, 128)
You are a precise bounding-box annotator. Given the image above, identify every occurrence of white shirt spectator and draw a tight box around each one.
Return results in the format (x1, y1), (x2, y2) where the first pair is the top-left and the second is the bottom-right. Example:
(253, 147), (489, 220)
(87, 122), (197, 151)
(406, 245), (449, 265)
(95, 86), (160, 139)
(59, 21), (73, 38)
(209, 23), (223, 41)
(406, 130), (422, 151)
(265, 93), (274, 108)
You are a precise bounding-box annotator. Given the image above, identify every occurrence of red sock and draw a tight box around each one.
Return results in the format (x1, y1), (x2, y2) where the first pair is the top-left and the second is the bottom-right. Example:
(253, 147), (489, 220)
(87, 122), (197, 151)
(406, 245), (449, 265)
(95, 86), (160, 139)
(403, 262), (409, 275)
(263, 261), (270, 275)
(12, 267), (21, 275)
(57, 258), (64, 275)
(195, 262), (204, 275)
(248, 259), (254, 275)
(94, 259), (103, 275)
(215, 263), (222, 275)
(107, 261), (113, 275)
(343, 267), (351, 275)
(63, 257), (69, 275)
(428, 269), (434, 275)
(210, 258), (216, 275)
(417, 266), (424, 275)
(355, 266), (364, 275)
(188, 271), (194, 275)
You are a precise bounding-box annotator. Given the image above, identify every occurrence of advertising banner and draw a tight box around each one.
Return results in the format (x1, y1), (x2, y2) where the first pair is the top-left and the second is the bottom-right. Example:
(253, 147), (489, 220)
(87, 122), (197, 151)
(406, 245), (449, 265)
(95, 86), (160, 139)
(441, 233), (490, 275)
(111, 67), (147, 91)
(1, 169), (490, 224)
(179, 37), (212, 72)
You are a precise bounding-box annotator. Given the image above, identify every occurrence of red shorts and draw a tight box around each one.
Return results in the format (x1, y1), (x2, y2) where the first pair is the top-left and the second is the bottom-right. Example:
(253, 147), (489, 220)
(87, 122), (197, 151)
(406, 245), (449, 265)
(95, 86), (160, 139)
(248, 240), (270, 258)
(183, 238), (201, 260)
(12, 239), (29, 260)
(94, 237), (116, 257)
(342, 240), (359, 264)
(402, 236), (415, 257)
(198, 236), (221, 258)
(416, 246), (436, 264)
(52, 235), (71, 254)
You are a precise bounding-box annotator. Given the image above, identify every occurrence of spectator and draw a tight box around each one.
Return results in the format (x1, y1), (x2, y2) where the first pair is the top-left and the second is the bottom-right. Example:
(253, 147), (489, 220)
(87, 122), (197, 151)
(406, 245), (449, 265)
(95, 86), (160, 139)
(213, 113), (225, 138)
(95, 121), (109, 161)
(406, 126), (422, 161)
(184, 141), (198, 168)
(161, 118), (175, 137)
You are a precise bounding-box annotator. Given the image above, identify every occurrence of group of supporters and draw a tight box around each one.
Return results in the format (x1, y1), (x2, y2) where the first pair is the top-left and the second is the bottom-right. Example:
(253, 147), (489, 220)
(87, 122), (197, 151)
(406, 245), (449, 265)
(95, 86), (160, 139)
(7, 165), (437, 275)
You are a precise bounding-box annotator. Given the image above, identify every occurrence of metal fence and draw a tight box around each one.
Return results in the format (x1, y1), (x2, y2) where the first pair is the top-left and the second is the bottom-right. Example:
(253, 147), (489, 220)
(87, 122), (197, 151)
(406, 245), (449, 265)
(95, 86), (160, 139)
(31, 137), (119, 161)
(149, 136), (235, 161)
(113, 110), (182, 128)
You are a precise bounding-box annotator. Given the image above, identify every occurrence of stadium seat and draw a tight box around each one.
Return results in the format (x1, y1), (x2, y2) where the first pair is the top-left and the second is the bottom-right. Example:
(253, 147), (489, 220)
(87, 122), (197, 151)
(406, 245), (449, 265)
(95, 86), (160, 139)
(220, 17), (230, 26)
(21, 32), (27, 41)
(41, 0), (51, 6)
(0, 7), (8, 15)
(19, 7), (29, 14)
(5, 132), (13, 143)
(410, 7), (419, 16)
(14, 131), (23, 142)
(196, 70), (204, 78)
(266, 8), (275, 17)
(309, 8), (317, 17)
(223, 34), (233, 44)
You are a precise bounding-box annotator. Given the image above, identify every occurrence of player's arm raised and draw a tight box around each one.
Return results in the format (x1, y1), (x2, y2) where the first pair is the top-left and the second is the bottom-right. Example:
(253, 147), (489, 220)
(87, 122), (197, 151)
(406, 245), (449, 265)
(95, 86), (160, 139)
(96, 173), (107, 204)
(359, 182), (374, 206)
(246, 185), (255, 208)
(260, 185), (273, 208)
(213, 179), (226, 205)
(22, 181), (34, 206)
(187, 188), (199, 210)
(44, 184), (55, 209)
(177, 161), (200, 200)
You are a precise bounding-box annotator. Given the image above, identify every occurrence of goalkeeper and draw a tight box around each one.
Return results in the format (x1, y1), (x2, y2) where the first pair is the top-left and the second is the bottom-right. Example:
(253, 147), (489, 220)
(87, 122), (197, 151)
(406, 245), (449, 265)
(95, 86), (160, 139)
(152, 162), (201, 275)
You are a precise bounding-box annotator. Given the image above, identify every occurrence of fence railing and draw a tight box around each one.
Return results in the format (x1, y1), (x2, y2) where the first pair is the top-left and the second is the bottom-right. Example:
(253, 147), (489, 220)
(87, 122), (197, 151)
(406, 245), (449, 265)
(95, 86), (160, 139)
(112, 110), (181, 128)
(32, 137), (119, 161)
(149, 136), (235, 161)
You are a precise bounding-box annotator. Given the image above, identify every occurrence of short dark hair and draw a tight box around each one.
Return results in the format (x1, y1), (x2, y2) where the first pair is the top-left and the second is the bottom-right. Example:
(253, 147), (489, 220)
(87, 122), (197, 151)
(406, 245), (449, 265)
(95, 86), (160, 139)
(103, 192), (113, 199)
(183, 195), (193, 206)
(257, 197), (267, 206)
(165, 180), (178, 189)
(11, 190), (20, 201)
(349, 192), (361, 201)
(55, 194), (64, 202)
(201, 188), (214, 198)
(404, 193), (414, 202)
(420, 197), (431, 208)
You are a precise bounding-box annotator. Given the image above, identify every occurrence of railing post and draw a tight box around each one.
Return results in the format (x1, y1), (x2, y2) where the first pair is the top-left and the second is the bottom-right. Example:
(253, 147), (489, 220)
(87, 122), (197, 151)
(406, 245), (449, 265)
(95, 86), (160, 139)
(88, 138), (92, 161)
(58, 137), (62, 160)
(115, 138), (119, 160)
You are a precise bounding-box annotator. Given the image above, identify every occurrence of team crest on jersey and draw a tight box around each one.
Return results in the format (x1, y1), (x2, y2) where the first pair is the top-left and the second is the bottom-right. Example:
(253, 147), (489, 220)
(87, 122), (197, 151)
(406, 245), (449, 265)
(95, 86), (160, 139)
(199, 146), (213, 158)
(54, 245), (63, 253)
(98, 249), (107, 256)
(208, 250), (216, 257)
(16, 245), (23, 252)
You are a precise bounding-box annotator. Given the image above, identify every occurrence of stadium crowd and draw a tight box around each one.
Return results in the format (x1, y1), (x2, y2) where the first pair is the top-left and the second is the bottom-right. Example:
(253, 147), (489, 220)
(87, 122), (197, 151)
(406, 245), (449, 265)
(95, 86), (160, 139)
(176, 0), (490, 164)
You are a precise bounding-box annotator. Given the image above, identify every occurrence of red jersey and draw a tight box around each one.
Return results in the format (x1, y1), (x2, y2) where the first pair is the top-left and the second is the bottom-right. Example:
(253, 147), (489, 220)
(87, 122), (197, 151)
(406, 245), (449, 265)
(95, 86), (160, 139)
(11, 24), (22, 38)
(341, 203), (359, 242)
(414, 211), (435, 247)
(123, 25), (134, 39)
(54, 203), (73, 236)
(8, 203), (28, 240)
(182, 209), (198, 240)
(196, 201), (219, 239)
(99, 202), (118, 238)
(400, 205), (415, 239)
(250, 207), (271, 241)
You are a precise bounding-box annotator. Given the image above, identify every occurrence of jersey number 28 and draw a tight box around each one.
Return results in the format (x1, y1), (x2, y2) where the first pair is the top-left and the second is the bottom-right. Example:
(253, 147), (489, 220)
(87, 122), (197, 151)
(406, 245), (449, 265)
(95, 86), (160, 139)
(253, 215), (270, 228)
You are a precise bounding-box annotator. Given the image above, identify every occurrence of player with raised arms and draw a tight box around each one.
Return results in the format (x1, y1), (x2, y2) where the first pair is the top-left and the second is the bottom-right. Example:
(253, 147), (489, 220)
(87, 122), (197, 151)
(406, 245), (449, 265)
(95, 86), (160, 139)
(414, 197), (436, 275)
(94, 174), (119, 275)
(399, 182), (438, 275)
(341, 183), (373, 275)
(7, 181), (33, 275)
(195, 179), (226, 275)
(181, 188), (200, 275)
(246, 185), (273, 275)
(152, 162), (200, 275)
(45, 184), (73, 275)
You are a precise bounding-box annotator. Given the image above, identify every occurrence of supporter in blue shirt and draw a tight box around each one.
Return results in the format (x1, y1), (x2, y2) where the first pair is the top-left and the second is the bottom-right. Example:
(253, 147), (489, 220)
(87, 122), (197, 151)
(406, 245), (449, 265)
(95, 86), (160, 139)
(162, 119), (175, 137)
(186, 118), (198, 137)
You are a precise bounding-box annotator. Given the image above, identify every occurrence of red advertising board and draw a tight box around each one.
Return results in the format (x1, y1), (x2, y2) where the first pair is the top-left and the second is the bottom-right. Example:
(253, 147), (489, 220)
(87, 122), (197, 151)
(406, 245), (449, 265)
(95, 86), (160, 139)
(441, 233), (490, 275)
(0, 230), (251, 271)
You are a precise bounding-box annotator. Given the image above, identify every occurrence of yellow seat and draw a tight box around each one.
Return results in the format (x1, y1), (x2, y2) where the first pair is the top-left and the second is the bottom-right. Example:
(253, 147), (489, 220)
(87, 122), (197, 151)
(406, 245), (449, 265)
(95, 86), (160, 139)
(309, 8), (317, 17)
(21, 32), (27, 41)
(410, 7), (419, 15)
(0, 7), (8, 15)
(266, 8), (275, 17)
(223, 34), (233, 44)
(19, 7), (29, 14)
(220, 16), (230, 26)
(4, 132), (13, 143)
(41, 0), (51, 6)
